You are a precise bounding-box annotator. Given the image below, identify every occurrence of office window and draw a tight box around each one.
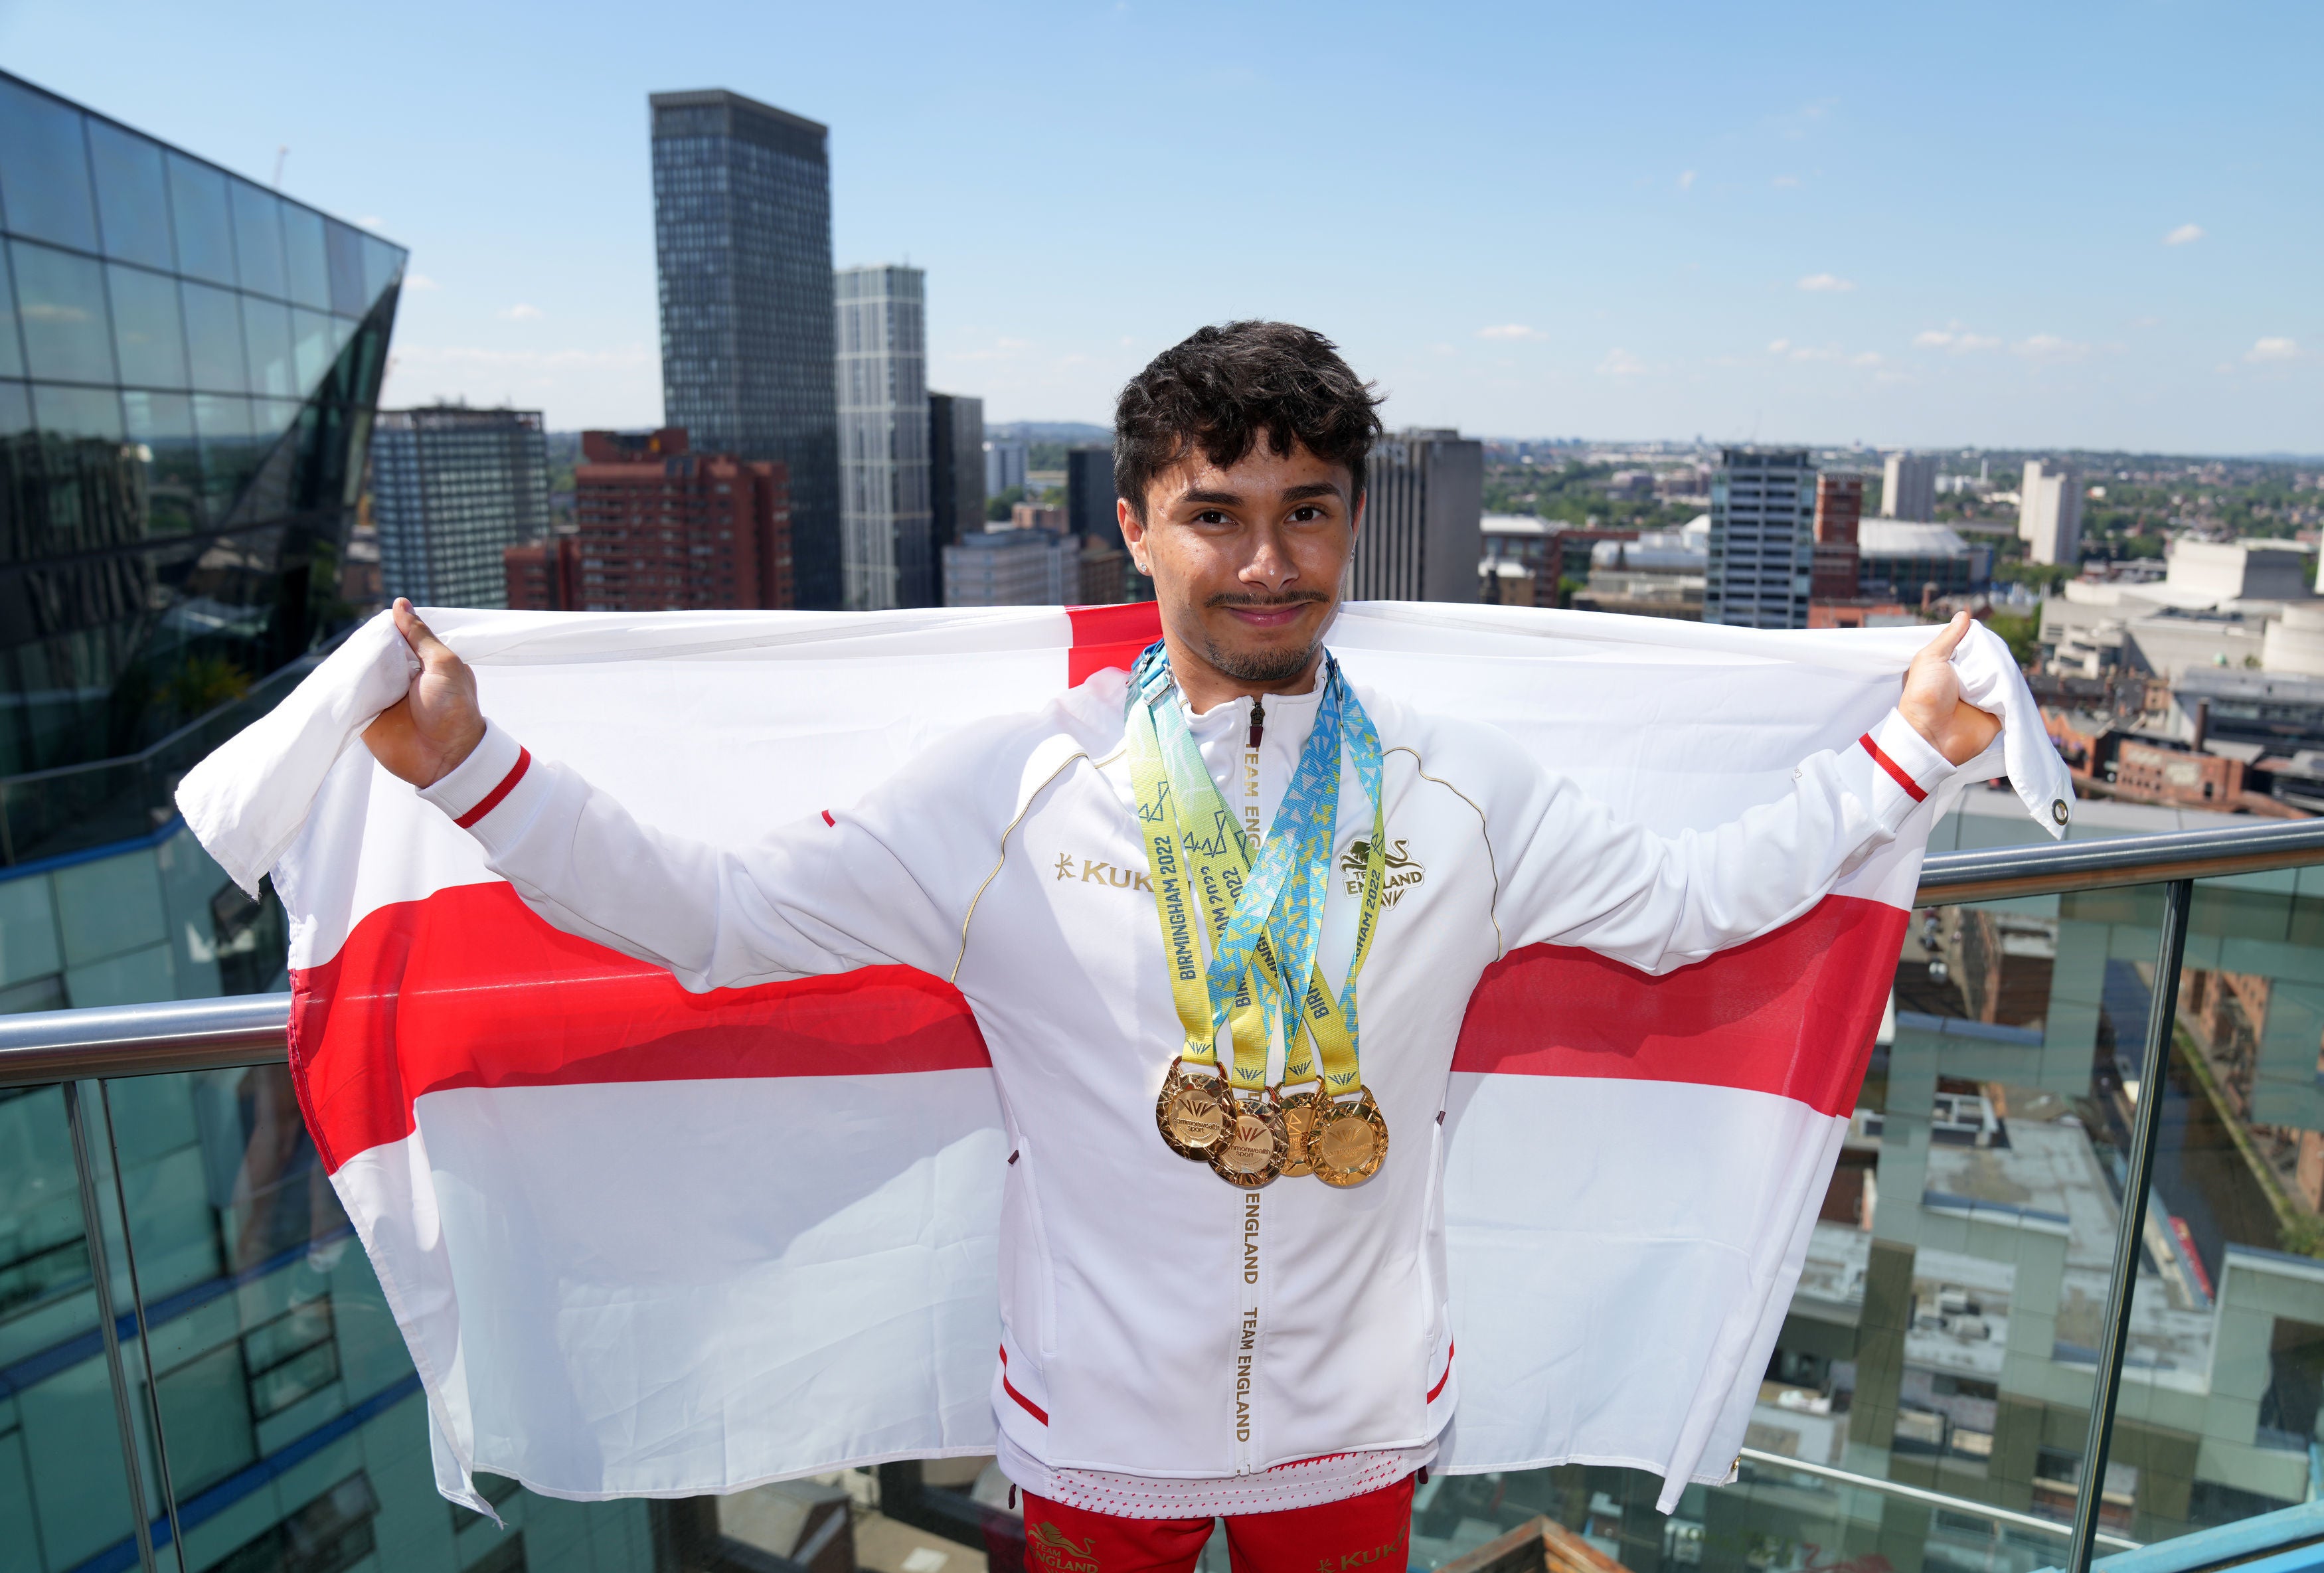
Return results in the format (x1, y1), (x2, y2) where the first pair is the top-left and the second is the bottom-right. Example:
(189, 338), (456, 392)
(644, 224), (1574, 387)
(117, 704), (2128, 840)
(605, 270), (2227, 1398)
(86, 118), (174, 271)
(0, 78), (97, 251)
(165, 150), (236, 286)
(107, 262), (189, 389)
(11, 240), (114, 384)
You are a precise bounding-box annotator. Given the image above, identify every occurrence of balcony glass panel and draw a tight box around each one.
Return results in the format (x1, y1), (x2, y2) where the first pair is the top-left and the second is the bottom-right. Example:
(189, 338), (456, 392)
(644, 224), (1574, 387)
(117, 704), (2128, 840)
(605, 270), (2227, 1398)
(78, 1064), (681, 1573)
(0, 1084), (153, 1571)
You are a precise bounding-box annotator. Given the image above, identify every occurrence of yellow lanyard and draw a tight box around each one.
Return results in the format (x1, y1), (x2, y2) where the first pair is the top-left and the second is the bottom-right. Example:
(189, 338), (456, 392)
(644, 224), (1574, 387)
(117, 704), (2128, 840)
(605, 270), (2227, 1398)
(1127, 697), (1386, 1098)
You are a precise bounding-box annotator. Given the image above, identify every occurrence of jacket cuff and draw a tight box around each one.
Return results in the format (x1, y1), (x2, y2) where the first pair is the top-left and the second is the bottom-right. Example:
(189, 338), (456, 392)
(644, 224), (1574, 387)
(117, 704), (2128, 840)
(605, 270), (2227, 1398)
(1859, 710), (1955, 807)
(417, 721), (536, 831)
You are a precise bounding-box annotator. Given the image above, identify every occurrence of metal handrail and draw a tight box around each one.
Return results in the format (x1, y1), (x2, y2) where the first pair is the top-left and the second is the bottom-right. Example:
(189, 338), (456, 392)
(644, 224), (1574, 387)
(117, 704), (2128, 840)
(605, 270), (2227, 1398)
(1735, 1448), (2141, 1552)
(0, 992), (291, 1088)
(1914, 817), (2324, 904)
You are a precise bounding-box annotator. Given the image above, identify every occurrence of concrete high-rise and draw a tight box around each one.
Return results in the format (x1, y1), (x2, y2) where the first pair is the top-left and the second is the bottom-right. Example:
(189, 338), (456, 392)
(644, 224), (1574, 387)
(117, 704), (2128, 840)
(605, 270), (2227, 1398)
(373, 406), (550, 609)
(1351, 429), (1483, 602)
(1881, 452), (1936, 522)
(1704, 448), (1815, 629)
(650, 89), (839, 608)
(2021, 459), (2083, 567)
(835, 264), (930, 608)
(984, 437), (1028, 497)
(927, 391), (985, 579)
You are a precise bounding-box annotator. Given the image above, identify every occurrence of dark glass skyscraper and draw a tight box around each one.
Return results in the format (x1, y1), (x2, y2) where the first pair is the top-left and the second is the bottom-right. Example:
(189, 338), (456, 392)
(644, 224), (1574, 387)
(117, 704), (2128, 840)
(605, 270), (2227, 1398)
(0, 68), (402, 872)
(649, 90), (839, 610)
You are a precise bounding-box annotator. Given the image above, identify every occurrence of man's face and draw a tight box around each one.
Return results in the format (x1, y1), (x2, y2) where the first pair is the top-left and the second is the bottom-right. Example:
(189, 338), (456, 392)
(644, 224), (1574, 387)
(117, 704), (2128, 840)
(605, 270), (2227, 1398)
(1118, 440), (1360, 689)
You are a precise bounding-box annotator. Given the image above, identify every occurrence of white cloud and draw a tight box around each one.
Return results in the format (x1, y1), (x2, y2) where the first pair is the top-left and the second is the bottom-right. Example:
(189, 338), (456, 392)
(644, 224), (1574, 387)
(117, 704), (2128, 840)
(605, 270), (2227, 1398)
(1914, 327), (2001, 353)
(1797, 273), (1855, 293)
(1772, 175), (1801, 188)
(1677, 170), (1696, 191)
(1476, 324), (1545, 341)
(1851, 351), (1884, 367)
(2011, 333), (2089, 363)
(1596, 348), (1648, 377)
(2246, 337), (2301, 363)
(1766, 339), (1789, 354)
(402, 272), (440, 290)
(355, 214), (385, 231)
(498, 303), (544, 321)
(2163, 223), (2204, 246)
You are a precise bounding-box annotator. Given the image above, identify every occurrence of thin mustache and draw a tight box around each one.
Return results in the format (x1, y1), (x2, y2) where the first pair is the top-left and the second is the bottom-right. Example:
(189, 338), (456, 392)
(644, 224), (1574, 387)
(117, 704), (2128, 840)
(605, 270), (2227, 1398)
(1207, 594), (1329, 610)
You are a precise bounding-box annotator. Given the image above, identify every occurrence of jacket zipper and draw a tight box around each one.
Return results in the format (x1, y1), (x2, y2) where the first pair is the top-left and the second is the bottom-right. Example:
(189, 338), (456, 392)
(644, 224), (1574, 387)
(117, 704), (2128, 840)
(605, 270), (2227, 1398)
(1248, 694), (1264, 748)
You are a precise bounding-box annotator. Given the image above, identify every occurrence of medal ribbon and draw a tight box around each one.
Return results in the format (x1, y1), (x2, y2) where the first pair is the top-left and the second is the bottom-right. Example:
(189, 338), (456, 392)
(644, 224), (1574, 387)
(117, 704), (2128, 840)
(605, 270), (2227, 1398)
(1127, 646), (1388, 1098)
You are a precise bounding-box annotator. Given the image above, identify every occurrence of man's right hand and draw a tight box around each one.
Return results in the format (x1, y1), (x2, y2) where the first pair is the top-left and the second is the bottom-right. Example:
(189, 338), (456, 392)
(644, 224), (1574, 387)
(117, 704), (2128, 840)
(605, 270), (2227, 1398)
(363, 599), (485, 788)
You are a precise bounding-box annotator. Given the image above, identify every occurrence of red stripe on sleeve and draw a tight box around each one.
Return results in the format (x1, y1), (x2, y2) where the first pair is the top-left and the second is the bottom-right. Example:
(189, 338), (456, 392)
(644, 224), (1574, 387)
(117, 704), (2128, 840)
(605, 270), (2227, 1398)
(821, 810), (835, 827)
(454, 748), (532, 829)
(1858, 732), (1928, 802)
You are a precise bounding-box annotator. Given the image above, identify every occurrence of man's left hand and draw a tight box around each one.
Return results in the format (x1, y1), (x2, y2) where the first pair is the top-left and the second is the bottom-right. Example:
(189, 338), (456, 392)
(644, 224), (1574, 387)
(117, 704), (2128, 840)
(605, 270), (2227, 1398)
(1900, 610), (2004, 766)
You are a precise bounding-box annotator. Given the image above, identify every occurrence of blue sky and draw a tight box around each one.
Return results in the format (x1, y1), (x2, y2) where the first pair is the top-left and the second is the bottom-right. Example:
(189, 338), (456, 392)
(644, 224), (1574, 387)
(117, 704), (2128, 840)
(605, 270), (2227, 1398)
(5, 0), (2315, 452)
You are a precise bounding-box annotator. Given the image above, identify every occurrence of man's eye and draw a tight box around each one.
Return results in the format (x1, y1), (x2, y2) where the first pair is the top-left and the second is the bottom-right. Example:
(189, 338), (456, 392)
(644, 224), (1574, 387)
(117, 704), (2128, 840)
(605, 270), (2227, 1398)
(1290, 506), (1324, 523)
(1195, 510), (1230, 525)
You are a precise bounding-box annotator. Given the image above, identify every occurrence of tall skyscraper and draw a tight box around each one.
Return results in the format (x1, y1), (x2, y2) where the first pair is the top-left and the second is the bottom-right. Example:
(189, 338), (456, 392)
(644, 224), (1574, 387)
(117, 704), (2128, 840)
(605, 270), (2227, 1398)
(1352, 429), (1483, 602)
(1704, 448), (1814, 628)
(372, 406), (550, 608)
(835, 264), (930, 608)
(1881, 452), (1937, 522)
(650, 89), (839, 608)
(927, 390), (985, 580)
(2020, 459), (2083, 567)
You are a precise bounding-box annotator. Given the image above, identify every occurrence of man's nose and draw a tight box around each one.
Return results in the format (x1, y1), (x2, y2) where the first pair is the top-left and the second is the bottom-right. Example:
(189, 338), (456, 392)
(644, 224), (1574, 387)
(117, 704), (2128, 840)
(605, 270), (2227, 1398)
(1242, 529), (1297, 590)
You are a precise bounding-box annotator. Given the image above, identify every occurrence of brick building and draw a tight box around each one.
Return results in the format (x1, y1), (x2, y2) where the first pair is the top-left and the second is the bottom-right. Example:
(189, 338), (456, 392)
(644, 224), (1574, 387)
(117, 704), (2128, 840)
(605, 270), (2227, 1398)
(1811, 472), (1863, 600)
(508, 428), (793, 612)
(2114, 738), (2244, 806)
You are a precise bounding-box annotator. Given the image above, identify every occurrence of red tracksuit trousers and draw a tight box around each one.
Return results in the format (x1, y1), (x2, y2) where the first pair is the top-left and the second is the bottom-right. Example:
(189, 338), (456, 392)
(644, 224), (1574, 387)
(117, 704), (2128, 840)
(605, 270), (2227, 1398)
(1011, 1477), (1414, 1573)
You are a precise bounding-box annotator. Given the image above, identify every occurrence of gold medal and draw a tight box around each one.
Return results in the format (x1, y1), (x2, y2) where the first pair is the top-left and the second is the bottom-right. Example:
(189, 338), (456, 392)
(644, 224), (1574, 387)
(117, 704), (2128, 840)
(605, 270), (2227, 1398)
(1276, 1088), (1322, 1178)
(1311, 1088), (1389, 1187)
(1207, 1092), (1287, 1189)
(1155, 1056), (1232, 1159)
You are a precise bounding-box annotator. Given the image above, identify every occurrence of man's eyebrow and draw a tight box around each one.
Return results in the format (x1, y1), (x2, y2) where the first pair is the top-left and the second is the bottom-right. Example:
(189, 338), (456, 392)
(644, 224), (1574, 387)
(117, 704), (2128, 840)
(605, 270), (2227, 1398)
(1282, 481), (1345, 503)
(1179, 488), (1244, 506)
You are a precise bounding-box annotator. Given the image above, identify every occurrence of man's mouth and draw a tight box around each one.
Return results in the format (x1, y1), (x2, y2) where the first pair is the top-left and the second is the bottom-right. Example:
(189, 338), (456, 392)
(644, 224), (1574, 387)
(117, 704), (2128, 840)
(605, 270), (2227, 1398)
(1213, 598), (1324, 631)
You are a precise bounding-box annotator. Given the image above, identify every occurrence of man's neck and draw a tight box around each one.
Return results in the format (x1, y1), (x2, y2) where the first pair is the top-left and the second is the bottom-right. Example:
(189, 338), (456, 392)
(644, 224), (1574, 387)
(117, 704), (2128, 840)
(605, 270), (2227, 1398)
(1162, 630), (1323, 715)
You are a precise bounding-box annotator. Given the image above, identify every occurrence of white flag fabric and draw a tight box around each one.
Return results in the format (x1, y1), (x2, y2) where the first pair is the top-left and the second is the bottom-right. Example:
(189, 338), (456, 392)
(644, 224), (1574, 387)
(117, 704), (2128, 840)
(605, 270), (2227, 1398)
(178, 601), (2065, 1513)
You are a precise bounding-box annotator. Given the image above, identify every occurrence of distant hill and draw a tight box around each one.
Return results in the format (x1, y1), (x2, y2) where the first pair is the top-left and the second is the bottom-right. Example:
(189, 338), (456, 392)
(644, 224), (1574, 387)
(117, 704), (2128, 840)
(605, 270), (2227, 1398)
(985, 420), (1112, 445)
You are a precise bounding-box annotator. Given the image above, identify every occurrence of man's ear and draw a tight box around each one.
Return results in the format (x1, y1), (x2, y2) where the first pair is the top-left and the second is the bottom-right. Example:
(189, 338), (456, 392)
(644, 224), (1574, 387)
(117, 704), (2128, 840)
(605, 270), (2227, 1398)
(1118, 496), (1149, 570)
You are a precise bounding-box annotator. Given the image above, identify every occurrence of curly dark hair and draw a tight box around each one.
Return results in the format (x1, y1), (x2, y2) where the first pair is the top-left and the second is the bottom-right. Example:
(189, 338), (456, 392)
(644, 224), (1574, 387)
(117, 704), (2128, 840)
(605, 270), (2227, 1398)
(1114, 321), (1386, 522)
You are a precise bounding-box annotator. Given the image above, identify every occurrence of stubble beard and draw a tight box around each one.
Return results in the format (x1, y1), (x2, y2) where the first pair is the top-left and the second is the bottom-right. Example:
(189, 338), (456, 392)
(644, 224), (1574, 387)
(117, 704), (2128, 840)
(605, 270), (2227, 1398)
(1199, 598), (1330, 685)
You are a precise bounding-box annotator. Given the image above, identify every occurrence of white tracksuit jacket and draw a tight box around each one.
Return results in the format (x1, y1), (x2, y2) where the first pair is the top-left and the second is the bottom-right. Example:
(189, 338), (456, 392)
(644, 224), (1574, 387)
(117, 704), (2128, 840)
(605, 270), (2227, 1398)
(418, 661), (1955, 1493)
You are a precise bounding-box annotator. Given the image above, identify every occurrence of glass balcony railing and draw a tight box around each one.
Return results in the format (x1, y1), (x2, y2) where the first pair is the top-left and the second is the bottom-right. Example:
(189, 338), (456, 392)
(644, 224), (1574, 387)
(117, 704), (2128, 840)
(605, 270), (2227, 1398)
(9, 815), (2324, 1573)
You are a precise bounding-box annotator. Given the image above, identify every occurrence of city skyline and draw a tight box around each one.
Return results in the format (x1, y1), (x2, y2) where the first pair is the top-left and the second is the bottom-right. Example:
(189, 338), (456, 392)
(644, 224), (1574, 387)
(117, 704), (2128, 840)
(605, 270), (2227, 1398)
(2, 0), (2313, 454)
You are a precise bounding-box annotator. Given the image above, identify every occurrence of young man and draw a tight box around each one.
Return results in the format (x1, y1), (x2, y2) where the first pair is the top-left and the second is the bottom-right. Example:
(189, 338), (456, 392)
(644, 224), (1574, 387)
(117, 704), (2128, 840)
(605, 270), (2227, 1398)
(363, 322), (1999, 1573)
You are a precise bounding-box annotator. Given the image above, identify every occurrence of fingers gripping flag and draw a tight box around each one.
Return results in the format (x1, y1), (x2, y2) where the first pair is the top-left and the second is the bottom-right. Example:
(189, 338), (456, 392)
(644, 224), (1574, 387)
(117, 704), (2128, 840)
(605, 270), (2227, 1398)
(177, 601), (2065, 1513)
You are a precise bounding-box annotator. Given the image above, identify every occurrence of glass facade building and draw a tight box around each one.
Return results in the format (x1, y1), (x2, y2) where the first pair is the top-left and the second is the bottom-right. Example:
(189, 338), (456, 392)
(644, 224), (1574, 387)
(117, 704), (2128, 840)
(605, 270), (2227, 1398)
(0, 68), (399, 879)
(371, 408), (550, 611)
(835, 264), (929, 611)
(650, 90), (840, 611)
